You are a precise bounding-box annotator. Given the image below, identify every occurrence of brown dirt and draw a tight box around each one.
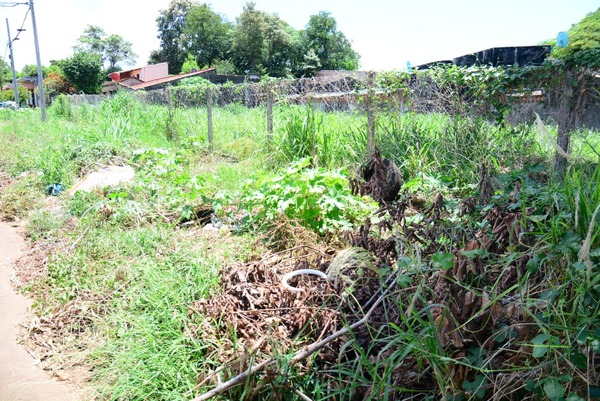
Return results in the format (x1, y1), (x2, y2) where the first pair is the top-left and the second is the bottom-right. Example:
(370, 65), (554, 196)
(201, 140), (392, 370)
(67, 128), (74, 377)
(0, 221), (82, 401)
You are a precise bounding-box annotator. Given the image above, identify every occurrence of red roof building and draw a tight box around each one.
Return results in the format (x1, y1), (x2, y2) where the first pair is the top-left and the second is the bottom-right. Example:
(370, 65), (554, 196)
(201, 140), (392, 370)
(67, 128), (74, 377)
(102, 63), (217, 94)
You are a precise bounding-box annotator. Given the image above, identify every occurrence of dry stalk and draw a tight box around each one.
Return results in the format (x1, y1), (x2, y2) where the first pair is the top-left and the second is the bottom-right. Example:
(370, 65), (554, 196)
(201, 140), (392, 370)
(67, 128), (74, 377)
(578, 202), (600, 278)
(535, 113), (572, 160)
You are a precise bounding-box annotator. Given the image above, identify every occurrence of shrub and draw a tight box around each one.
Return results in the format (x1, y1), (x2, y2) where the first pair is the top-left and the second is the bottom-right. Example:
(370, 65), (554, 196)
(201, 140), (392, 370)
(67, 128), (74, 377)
(239, 158), (377, 234)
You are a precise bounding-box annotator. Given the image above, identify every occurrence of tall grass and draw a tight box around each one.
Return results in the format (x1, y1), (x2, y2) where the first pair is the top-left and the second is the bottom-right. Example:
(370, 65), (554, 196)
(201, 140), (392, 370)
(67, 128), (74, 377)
(376, 112), (542, 186)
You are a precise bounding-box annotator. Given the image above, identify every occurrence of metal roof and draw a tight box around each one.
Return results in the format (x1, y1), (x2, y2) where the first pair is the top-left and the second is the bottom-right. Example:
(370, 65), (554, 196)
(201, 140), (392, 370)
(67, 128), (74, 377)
(123, 67), (216, 90)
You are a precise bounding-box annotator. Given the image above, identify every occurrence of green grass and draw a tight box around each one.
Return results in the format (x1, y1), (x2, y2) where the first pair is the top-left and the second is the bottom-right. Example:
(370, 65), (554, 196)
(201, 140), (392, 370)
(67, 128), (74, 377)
(90, 243), (221, 401)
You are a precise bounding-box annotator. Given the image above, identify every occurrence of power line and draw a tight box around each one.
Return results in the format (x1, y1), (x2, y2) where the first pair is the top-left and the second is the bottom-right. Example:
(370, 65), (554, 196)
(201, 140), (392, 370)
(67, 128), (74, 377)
(2, 2), (29, 62)
(11, 6), (29, 42)
(0, 2), (28, 7)
(1, 5), (28, 76)
(0, 0), (45, 120)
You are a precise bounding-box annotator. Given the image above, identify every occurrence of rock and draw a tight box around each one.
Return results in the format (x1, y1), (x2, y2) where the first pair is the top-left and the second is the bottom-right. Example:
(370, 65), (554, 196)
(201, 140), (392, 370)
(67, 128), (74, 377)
(68, 165), (135, 197)
(326, 247), (378, 293)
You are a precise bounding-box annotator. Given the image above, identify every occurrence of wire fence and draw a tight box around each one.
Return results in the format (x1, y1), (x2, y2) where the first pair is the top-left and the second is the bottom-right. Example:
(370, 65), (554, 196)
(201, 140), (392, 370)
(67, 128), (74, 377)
(66, 71), (600, 149)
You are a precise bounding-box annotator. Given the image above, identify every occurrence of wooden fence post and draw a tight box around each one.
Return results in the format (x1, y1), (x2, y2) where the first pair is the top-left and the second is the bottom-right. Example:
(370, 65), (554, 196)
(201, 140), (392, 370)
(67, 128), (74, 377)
(366, 72), (377, 155)
(207, 89), (213, 149)
(266, 88), (273, 143)
(367, 98), (376, 155)
(553, 67), (574, 183)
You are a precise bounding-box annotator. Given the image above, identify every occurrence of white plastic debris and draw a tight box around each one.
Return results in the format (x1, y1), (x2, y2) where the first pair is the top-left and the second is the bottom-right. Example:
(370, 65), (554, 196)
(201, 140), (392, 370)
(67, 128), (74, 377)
(68, 165), (135, 197)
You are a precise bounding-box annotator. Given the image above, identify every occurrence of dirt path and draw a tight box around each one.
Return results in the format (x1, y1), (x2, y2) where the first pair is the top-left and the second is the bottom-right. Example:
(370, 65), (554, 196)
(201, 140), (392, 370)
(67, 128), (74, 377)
(0, 222), (81, 401)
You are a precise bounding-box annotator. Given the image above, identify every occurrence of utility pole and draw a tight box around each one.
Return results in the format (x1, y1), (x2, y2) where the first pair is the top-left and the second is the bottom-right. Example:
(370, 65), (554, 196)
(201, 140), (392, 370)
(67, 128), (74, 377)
(6, 19), (19, 106)
(29, 0), (46, 121)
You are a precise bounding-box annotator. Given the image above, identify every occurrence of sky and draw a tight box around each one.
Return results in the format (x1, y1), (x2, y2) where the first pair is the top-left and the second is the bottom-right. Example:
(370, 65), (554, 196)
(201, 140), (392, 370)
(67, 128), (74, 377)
(0, 0), (598, 73)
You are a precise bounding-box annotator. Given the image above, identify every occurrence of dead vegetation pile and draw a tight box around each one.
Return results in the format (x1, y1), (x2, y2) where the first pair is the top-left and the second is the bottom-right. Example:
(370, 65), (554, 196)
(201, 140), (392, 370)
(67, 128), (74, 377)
(187, 155), (583, 400)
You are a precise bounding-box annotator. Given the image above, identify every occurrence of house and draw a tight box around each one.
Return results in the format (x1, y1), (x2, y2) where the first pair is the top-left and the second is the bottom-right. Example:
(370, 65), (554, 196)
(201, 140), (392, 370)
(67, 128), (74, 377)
(103, 63), (172, 94)
(110, 62), (169, 82)
(102, 63), (243, 94)
(102, 63), (219, 94)
(123, 67), (217, 91)
(4, 77), (39, 107)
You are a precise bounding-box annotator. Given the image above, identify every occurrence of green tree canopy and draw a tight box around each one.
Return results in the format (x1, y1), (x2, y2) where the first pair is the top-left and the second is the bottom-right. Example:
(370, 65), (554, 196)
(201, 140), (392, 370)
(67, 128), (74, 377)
(59, 51), (104, 94)
(232, 2), (269, 75)
(304, 11), (359, 71)
(74, 25), (106, 54)
(299, 48), (321, 77)
(151, 1), (360, 77)
(150, 0), (194, 74)
(74, 25), (137, 71)
(232, 2), (302, 77)
(0, 58), (14, 87)
(104, 34), (137, 70)
(0, 84), (28, 104)
(180, 53), (200, 73)
(17, 63), (63, 79)
(44, 70), (76, 98)
(183, 3), (233, 70)
(263, 13), (300, 77)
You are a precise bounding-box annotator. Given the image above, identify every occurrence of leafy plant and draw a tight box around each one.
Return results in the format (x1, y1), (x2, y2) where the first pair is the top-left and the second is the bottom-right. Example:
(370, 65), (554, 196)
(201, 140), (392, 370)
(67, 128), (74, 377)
(59, 51), (105, 94)
(239, 157), (377, 234)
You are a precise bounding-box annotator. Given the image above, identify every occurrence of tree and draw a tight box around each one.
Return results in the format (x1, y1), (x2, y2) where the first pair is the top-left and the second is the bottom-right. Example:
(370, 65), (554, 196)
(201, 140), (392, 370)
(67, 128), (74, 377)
(299, 48), (321, 77)
(304, 11), (359, 71)
(232, 2), (301, 77)
(232, 2), (269, 75)
(0, 58), (13, 87)
(104, 34), (137, 70)
(59, 51), (104, 94)
(74, 25), (106, 55)
(0, 84), (28, 104)
(150, 0), (194, 74)
(180, 53), (200, 73)
(74, 25), (137, 71)
(44, 71), (76, 98)
(183, 3), (233, 69)
(19, 64), (40, 78)
(552, 8), (600, 65)
(214, 58), (236, 74)
(0, 58), (12, 89)
(263, 14), (297, 77)
(544, 8), (600, 181)
(18, 64), (61, 78)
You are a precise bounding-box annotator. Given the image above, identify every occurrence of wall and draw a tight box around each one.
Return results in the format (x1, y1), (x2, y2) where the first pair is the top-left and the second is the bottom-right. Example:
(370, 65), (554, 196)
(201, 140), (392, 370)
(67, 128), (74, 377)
(140, 63), (169, 82)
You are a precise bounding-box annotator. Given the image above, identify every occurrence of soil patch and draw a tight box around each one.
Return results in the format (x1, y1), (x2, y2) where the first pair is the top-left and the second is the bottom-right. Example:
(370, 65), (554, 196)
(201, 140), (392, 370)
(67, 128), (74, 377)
(0, 222), (82, 401)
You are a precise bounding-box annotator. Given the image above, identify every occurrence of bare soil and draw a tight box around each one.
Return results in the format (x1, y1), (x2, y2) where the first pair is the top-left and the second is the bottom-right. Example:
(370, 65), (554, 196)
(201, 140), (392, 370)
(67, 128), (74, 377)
(0, 221), (81, 401)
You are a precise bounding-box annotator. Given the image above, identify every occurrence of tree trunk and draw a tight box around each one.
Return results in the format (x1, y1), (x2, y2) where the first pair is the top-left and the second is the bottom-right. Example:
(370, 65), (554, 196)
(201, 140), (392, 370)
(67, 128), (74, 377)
(553, 67), (574, 183)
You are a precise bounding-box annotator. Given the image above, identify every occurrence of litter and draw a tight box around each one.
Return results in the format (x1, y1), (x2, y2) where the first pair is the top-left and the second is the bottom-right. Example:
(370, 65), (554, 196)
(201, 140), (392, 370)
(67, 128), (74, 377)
(68, 165), (135, 197)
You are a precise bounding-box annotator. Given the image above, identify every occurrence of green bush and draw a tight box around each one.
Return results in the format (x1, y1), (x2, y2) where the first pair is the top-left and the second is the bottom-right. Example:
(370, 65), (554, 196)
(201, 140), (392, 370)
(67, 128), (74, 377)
(239, 157), (377, 234)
